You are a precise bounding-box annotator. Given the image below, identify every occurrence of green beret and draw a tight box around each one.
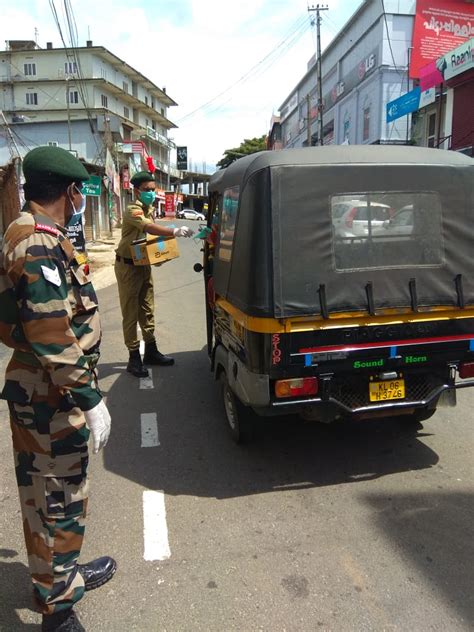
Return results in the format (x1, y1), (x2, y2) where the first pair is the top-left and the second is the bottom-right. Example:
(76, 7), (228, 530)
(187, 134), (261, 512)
(130, 171), (155, 187)
(23, 146), (89, 184)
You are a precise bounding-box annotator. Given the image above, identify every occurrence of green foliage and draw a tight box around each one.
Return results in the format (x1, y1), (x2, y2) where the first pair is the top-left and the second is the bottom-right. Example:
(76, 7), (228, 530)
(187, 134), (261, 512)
(217, 135), (267, 169)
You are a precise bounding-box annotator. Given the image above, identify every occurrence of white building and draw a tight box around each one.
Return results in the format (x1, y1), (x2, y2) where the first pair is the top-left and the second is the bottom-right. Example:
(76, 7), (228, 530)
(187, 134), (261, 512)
(279, 0), (419, 148)
(0, 39), (179, 186)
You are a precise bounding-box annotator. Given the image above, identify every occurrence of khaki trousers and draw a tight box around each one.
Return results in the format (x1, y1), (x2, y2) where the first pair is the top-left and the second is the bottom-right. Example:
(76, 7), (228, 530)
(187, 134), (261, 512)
(114, 260), (155, 351)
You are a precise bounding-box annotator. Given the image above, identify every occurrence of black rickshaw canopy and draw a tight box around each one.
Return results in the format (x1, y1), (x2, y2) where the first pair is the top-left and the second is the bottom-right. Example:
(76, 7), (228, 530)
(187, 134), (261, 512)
(209, 146), (474, 319)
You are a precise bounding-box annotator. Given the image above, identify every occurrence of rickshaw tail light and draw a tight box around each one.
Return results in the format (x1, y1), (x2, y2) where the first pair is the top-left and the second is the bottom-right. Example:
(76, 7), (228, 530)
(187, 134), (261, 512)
(275, 377), (318, 398)
(459, 362), (474, 379)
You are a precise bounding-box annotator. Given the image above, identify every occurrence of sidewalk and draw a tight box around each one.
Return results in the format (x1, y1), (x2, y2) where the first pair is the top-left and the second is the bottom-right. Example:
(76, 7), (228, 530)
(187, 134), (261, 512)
(87, 228), (120, 291)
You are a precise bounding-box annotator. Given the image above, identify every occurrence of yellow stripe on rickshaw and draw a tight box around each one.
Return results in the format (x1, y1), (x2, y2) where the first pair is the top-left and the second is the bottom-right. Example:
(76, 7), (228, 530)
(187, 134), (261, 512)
(215, 298), (474, 334)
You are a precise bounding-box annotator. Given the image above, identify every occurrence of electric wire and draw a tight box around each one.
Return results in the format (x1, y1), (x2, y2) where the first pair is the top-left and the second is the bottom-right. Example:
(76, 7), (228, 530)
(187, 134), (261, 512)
(175, 14), (311, 124)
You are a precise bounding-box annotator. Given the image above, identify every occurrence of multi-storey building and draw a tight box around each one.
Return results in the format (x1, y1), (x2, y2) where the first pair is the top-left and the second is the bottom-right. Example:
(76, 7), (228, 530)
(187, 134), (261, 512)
(278, 0), (418, 149)
(0, 39), (181, 238)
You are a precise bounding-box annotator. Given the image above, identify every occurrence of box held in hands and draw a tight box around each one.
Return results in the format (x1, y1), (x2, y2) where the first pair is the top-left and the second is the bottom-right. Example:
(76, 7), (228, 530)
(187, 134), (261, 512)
(130, 236), (180, 266)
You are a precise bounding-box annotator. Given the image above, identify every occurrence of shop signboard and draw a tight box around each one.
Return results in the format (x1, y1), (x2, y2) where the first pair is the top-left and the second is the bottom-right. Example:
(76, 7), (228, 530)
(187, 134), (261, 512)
(386, 87), (421, 123)
(410, 0), (474, 79)
(81, 175), (101, 197)
(420, 36), (473, 89)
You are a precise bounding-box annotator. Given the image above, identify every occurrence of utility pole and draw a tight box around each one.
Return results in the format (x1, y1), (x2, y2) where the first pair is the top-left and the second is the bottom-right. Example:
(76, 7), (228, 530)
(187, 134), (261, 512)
(406, 47), (413, 143)
(308, 4), (328, 145)
(65, 75), (72, 150)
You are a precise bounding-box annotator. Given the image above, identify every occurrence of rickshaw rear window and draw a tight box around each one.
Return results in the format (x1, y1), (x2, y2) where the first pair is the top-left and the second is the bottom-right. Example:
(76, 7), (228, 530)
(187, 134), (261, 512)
(219, 186), (239, 262)
(331, 191), (444, 271)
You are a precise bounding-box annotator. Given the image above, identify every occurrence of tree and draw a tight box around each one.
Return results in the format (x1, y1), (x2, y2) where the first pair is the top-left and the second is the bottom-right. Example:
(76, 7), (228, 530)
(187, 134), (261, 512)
(217, 135), (267, 169)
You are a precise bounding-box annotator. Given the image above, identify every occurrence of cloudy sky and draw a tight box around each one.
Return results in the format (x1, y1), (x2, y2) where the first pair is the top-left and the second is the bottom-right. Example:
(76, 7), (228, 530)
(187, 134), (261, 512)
(1, 0), (362, 169)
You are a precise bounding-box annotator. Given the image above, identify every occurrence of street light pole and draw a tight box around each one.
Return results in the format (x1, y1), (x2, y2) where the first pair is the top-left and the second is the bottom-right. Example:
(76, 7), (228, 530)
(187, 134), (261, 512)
(308, 4), (328, 146)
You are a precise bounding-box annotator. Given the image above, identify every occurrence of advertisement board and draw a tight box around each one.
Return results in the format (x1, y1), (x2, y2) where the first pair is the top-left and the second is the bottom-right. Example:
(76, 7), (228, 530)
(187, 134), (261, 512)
(419, 35), (473, 88)
(386, 88), (421, 122)
(410, 0), (474, 79)
(177, 146), (188, 170)
(165, 192), (175, 217)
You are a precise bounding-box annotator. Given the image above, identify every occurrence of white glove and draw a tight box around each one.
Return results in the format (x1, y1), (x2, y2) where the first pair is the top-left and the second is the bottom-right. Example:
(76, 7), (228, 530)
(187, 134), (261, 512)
(84, 400), (111, 454)
(173, 226), (194, 238)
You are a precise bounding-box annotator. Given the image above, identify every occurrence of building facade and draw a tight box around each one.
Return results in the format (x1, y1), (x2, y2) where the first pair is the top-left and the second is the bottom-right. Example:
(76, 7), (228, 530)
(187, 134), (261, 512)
(279, 0), (417, 149)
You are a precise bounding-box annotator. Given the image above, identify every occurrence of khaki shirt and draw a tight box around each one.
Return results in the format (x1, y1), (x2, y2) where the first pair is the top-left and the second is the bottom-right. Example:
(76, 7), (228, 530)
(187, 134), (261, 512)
(116, 200), (154, 258)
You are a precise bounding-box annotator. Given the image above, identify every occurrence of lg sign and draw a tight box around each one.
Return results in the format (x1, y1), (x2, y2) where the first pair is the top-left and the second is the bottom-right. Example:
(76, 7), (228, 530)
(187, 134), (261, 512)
(359, 53), (376, 79)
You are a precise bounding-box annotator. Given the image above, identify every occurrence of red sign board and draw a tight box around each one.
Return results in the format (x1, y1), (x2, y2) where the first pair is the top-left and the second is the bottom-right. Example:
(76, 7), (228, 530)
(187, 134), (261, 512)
(410, 0), (474, 78)
(165, 192), (175, 217)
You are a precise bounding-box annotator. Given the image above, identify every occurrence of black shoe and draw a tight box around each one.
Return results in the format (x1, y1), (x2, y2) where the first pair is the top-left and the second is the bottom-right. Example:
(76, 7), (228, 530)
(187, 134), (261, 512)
(143, 341), (174, 366)
(127, 349), (149, 377)
(42, 609), (85, 632)
(78, 556), (117, 591)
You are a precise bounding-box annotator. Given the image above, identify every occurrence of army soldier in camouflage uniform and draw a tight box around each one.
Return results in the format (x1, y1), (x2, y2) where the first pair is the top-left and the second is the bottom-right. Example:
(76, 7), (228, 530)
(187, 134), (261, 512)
(115, 171), (193, 377)
(0, 147), (116, 632)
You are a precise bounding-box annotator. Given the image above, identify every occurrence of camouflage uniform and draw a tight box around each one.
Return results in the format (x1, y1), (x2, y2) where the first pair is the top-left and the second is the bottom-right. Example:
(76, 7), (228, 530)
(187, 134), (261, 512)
(114, 200), (155, 351)
(0, 202), (102, 615)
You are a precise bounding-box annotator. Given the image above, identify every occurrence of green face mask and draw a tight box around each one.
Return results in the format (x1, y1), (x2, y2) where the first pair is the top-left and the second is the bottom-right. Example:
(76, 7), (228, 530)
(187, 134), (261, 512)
(139, 191), (156, 206)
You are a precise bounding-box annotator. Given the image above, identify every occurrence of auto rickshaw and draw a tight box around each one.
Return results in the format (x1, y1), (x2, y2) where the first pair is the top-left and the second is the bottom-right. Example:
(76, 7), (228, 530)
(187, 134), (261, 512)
(198, 146), (474, 443)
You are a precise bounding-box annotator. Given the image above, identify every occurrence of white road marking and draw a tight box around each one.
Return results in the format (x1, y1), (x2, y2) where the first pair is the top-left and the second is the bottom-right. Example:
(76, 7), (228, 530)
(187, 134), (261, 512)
(143, 490), (171, 561)
(140, 368), (154, 390)
(141, 413), (159, 447)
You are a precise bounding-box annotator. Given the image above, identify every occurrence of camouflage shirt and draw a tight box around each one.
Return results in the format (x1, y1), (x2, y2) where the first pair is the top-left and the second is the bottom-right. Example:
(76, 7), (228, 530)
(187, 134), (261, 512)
(115, 200), (154, 258)
(0, 202), (102, 411)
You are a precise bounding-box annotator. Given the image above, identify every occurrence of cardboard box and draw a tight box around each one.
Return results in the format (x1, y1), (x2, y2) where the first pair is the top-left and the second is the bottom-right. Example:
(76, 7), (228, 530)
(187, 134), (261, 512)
(130, 235), (180, 266)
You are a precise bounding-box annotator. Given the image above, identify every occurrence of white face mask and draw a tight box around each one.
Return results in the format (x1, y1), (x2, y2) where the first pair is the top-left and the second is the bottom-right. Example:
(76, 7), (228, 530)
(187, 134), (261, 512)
(69, 185), (86, 215)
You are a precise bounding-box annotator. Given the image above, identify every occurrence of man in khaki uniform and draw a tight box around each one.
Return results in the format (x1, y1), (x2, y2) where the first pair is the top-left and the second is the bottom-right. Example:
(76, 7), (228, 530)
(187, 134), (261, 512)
(115, 171), (193, 377)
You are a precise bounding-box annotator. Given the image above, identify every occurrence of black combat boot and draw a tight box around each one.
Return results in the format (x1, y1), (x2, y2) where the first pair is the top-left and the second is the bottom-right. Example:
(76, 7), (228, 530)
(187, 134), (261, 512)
(143, 341), (174, 366)
(42, 609), (85, 632)
(127, 349), (149, 377)
(78, 556), (117, 591)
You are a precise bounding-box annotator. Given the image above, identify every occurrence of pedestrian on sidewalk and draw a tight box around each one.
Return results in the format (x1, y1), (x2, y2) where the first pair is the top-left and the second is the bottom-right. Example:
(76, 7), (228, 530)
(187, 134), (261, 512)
(114, 171), (194, 377)
(0, 146), (116, 632)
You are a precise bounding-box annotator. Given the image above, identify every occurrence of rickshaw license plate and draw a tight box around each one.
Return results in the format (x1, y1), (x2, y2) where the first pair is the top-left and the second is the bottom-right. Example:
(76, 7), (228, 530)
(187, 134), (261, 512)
(369, 379), (405, 402)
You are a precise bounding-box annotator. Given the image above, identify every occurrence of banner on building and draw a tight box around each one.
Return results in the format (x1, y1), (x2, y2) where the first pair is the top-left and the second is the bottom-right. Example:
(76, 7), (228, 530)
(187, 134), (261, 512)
(121, 166), (130, 190)
(410, 0), (474, 79)
(177, 146), (188, 170)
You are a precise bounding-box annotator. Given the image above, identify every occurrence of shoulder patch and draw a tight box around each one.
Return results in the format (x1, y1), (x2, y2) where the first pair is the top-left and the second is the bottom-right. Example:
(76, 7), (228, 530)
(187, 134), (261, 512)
(131, 210), (145, 218)
(35, 223), (60, 237)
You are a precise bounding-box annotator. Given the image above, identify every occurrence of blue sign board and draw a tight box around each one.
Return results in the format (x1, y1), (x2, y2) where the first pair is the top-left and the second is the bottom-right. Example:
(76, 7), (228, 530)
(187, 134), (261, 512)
(386, 87), (421, 123)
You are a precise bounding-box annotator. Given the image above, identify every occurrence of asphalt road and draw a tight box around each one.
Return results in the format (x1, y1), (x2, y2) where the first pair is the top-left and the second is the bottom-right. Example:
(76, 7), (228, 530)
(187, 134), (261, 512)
(0, 223), (473, 631)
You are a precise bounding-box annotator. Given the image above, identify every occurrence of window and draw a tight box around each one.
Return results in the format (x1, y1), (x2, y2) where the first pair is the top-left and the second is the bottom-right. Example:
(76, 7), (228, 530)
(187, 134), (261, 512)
(68, 90), (79, 104)
(331, 191), (444, 271)
(24, 63), (36, 76)
(161, 108), (165, 117)
(145, 96), (148, 106)
(363, 105), (370, 141)
(122, 81), (129, 93)
(65, 61), (77, 75)
(26, 92), (38, 105)
(151, 98), (155, 109)
(100, 67), (107, 79)
(219, 186), (239, 262)
(101, 94), (108, 108)
(124, 106), (130, 119)
(427, 113), (437, 147)
(48, 141), (59, 147)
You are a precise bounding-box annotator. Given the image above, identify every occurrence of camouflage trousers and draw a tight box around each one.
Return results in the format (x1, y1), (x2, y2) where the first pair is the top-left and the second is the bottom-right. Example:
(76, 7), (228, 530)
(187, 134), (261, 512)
(9, 393), (90, 615)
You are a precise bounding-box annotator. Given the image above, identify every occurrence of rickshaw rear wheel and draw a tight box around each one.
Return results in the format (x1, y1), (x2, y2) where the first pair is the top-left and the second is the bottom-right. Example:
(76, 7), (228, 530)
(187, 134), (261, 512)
(220, 373), (255, 444)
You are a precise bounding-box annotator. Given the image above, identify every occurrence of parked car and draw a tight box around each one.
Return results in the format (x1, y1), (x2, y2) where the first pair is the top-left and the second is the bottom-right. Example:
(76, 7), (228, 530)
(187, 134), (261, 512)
(382, 204), (414, 236)
(332, 200), (392, 238)
(179, 209), (206, 221)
